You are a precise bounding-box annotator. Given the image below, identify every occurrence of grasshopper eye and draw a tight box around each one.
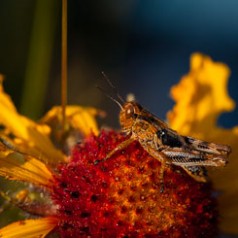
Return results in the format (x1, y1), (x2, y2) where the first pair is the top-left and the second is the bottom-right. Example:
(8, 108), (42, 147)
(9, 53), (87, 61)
(125, 104), (135, 118)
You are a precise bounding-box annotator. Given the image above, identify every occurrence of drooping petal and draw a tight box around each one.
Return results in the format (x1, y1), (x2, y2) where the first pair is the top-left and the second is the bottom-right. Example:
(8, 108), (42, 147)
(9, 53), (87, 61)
(0, 76), (65, 164)
(0, 142), (53, 187)
(167, 53), (238, 234)
(0, 216), (58, 238)
(41, 105), (102, 136)
(40, 106), (103, 154)
(168, 53), (235, 136)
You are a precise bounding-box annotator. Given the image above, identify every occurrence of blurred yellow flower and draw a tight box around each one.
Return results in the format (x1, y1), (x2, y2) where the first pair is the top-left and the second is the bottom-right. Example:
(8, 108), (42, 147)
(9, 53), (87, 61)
(168, 53), (238, 234)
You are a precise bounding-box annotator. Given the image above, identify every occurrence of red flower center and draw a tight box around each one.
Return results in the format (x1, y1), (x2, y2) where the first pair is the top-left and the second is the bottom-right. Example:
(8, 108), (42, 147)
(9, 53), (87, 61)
(52, 130), (218, 237)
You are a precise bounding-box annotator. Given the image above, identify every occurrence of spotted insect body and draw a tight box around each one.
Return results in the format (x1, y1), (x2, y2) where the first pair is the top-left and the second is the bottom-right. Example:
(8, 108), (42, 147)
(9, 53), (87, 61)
(96, 75), (231, 186)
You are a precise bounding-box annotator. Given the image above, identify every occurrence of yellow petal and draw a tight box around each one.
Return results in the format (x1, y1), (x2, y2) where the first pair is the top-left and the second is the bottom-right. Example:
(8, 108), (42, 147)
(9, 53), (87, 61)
(41, 105), (102, 136)
(0, 142), (53, 187)
(167, 53), (238, 234)
(40, 106), (103, 153)
(0, 216), (58, 238)
(0, 77), (65, 164)
(168, 53), (235, 136)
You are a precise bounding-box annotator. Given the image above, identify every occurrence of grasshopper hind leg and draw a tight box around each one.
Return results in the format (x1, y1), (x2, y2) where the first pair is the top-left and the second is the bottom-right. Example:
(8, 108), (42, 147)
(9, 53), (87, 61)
(159, 160), (169, 193)
(181, 166), (208, 182)
(143, 146), (172, 192)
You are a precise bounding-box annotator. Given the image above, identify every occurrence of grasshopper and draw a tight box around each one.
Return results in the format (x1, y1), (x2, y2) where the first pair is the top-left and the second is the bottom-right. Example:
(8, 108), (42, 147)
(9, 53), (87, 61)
(96, 75), (231, 188)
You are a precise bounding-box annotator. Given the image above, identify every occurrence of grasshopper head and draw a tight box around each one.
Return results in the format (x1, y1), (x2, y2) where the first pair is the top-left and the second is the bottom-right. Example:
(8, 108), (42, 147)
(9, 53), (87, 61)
(119, 101), (141, 134)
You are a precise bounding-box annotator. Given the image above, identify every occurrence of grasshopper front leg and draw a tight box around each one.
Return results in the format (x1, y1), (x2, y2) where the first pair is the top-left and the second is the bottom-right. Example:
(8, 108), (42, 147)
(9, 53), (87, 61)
(94, 137), (135, 164)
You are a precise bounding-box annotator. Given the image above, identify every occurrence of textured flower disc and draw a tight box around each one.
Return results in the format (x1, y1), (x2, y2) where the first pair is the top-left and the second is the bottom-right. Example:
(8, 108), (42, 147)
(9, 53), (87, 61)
(52, 130), (218, 238)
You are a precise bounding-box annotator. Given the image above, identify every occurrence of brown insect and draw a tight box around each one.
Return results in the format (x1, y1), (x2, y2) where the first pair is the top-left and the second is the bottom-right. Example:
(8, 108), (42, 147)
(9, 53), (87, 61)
(96, 74), (231, 190)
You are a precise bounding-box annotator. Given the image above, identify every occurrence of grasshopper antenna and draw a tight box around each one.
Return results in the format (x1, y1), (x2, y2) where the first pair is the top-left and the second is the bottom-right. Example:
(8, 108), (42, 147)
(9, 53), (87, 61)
(96, 85), (123, 110)
(96, 72), (125, 109)
(101, 72), (125, 103)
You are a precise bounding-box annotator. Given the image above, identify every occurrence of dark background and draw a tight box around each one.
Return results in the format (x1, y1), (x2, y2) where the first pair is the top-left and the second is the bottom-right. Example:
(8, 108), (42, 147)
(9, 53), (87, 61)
(0, 0), (238, 129)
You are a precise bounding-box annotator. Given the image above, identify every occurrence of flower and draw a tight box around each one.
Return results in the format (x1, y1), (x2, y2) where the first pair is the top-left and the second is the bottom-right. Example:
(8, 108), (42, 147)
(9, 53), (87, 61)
(52, 130), (217, 237)
(0, 129), (218, 237)
(0, 53), (236, 237)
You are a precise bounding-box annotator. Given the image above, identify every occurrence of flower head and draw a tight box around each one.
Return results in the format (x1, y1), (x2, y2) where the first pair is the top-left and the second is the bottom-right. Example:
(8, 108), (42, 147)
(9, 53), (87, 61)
(53, 130), (217, 237)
